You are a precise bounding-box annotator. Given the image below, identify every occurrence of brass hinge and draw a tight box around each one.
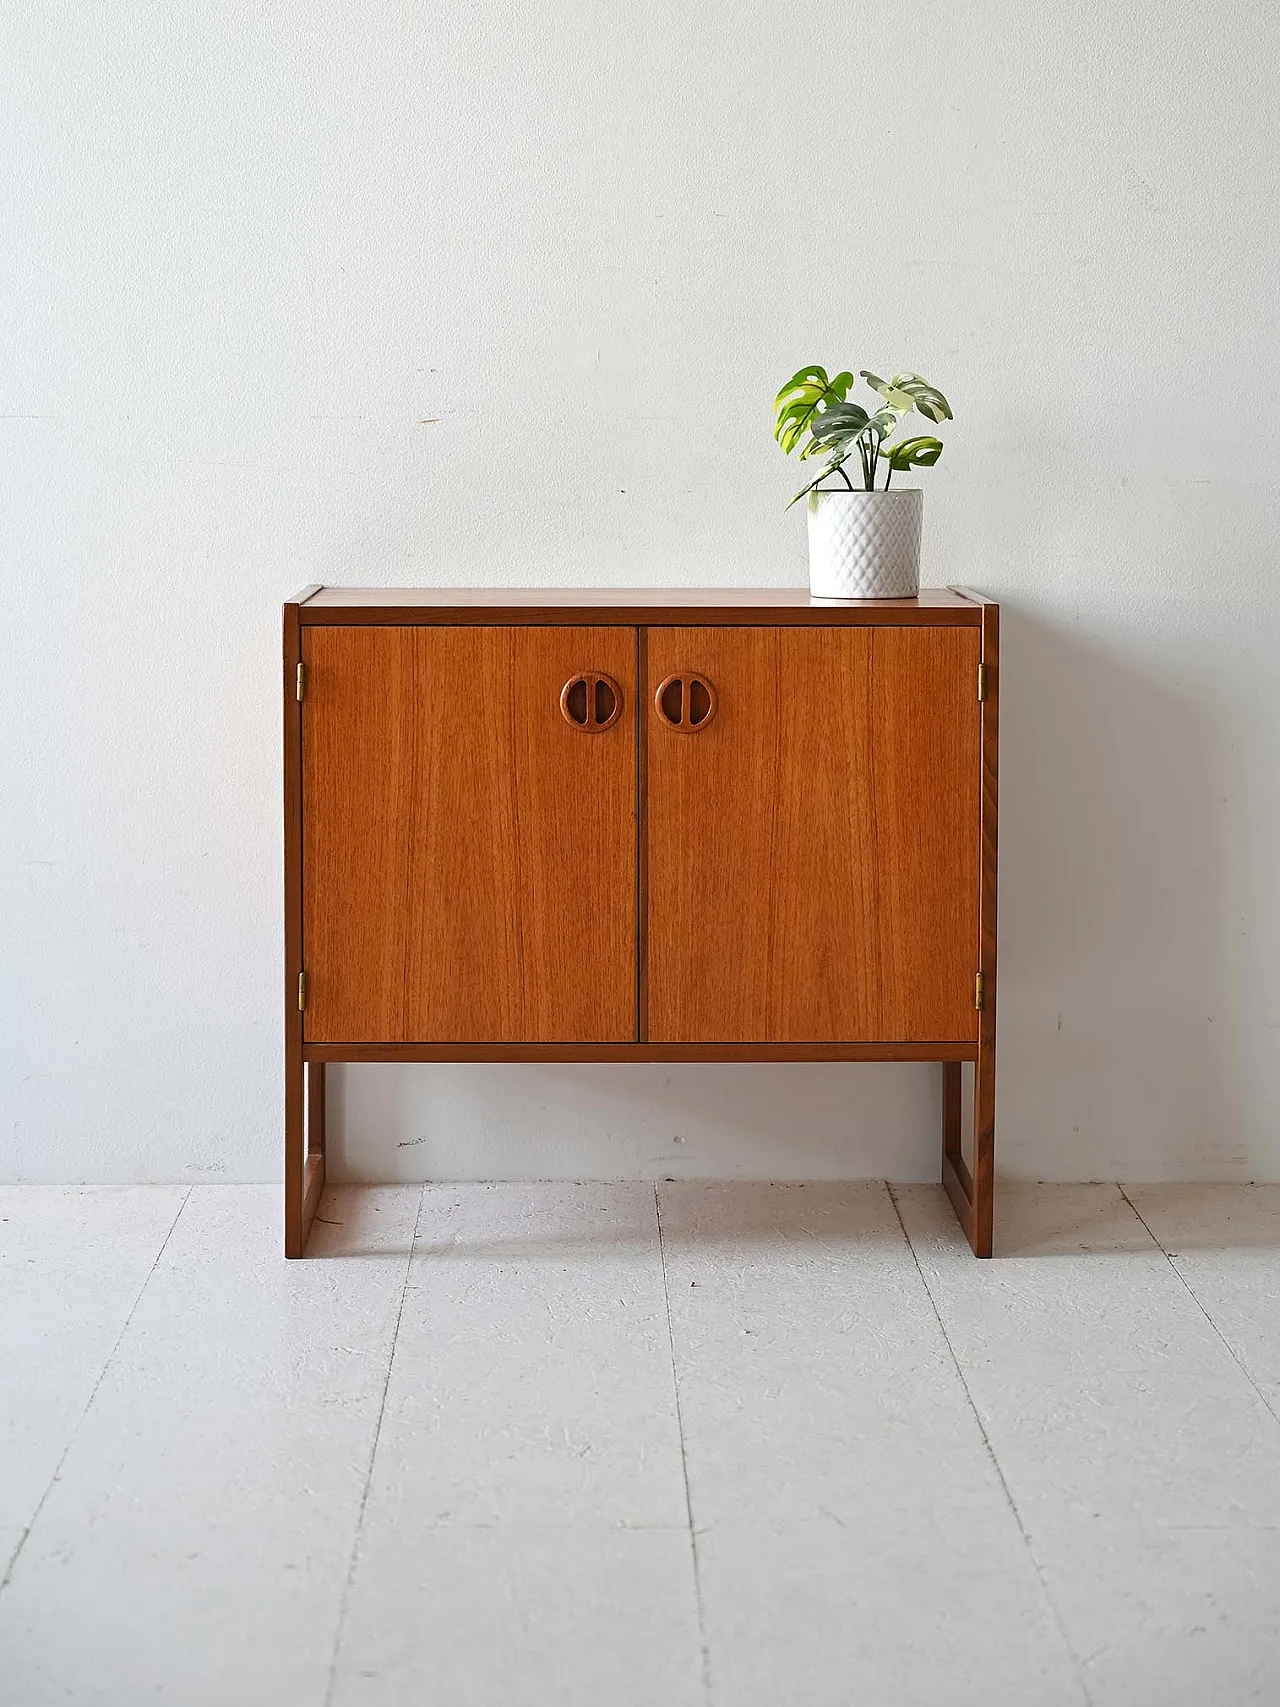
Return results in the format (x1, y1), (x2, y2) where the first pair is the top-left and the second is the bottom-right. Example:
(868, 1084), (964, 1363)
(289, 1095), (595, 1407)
(977, 662), (988, 702)
(298, 970), (307, 1011)
(296, 662), (306, 702)
(975, 971), (985, 1012)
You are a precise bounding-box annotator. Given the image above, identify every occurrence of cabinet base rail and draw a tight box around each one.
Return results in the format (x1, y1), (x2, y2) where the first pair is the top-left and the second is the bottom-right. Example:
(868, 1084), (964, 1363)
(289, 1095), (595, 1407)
(302, 1040), (977, 1064)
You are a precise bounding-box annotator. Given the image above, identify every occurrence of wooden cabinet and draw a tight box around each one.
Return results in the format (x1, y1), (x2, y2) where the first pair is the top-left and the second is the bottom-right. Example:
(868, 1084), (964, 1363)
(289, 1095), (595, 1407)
(284, 588), (999, 1258)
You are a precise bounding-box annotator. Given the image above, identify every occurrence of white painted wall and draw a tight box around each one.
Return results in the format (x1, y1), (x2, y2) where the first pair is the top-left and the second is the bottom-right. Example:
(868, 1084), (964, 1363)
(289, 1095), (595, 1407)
(4, 1), (1279, 1187)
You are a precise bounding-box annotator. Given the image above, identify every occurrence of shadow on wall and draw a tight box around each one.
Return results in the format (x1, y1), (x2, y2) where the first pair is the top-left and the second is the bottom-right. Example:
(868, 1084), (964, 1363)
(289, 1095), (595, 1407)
(997, 601), (1247, 1181)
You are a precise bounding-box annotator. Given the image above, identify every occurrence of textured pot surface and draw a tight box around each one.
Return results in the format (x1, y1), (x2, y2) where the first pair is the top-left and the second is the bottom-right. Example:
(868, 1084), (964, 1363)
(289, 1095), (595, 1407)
(806, 488), (923, 599)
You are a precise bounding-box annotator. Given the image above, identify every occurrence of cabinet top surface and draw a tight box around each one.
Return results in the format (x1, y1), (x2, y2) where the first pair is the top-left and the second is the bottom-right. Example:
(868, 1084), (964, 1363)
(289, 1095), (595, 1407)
(292, 586), (992, 624)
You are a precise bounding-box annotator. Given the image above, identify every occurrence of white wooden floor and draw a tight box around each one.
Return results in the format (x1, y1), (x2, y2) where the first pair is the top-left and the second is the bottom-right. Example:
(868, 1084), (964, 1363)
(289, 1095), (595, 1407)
(3, 1183), (1280, 1706)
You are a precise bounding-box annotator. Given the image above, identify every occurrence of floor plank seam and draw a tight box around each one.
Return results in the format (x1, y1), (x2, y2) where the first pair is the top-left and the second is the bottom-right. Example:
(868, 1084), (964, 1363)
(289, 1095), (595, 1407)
(1117, 1184), (1280, 1432)
(653, 1183), (713, 1707)
(886, 1183), (1097, 1707)
(322, 1184), (424, 1707)
(0, 1184), (193, 1594)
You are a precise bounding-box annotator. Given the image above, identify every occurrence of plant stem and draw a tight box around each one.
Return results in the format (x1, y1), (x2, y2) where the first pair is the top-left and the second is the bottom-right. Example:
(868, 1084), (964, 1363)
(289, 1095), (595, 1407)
(883, 459), (893, 491)
(836, 462), (854, 490)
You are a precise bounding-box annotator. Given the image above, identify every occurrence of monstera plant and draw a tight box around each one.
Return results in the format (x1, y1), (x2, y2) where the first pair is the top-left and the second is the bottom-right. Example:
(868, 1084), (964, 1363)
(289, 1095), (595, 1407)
(774, 367), (952, 506)
(773, 364), (955, 598)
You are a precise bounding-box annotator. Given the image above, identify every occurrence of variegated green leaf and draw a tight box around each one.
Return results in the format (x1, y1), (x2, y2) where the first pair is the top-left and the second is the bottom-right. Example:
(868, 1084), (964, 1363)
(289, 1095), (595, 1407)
(773, 366), (855, 455)
(804, 401), (869, 455)
(776, 399), (821, 453)
(809, 401), (901, 455)
(884, 434), (945, 471)
(865, 406), (902, 440)
(861, 370), (953, 423)
(773, 366), (830, 410)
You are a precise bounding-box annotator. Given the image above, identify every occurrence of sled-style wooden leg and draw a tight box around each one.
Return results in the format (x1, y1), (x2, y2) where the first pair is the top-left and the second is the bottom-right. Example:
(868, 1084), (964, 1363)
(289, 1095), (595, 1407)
(941, 1053), (995, 1258)
(285, 1056), (326, 1259)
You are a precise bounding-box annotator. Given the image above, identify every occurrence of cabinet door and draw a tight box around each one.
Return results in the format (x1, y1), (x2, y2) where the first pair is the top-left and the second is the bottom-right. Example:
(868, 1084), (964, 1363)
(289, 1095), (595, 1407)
(645, 625), (979, 1042)
(302, 626), (636, 1042)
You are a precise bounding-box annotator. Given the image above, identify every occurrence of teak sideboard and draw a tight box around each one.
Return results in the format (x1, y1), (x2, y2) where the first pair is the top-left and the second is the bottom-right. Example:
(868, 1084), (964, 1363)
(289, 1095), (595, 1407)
(283, 586), (999, 1258)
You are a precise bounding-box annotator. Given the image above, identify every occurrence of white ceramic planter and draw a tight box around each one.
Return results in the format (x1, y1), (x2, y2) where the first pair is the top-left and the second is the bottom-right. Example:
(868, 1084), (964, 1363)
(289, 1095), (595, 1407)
(806, 487), (923, 599)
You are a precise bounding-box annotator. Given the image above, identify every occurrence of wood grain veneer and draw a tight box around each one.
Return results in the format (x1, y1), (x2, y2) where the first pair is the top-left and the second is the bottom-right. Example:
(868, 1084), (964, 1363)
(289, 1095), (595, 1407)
(301, 625), (636, 1043)
(644, 626), (978, 1043)
(645, 626), (877, 1042)
(871, 626), (981, 1040)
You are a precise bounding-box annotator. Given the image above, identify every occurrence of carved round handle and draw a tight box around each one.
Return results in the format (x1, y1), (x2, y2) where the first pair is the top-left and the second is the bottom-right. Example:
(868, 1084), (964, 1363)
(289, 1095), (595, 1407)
(654, 673), (717, 732)
(560, 672), (622, 732)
